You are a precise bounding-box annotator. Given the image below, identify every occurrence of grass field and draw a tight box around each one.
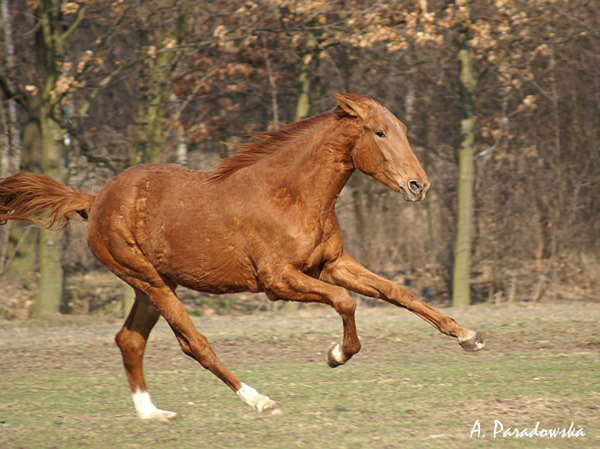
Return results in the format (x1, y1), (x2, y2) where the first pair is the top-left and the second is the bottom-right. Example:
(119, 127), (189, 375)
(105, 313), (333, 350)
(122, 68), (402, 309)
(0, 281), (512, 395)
(1, 301), (598, 449)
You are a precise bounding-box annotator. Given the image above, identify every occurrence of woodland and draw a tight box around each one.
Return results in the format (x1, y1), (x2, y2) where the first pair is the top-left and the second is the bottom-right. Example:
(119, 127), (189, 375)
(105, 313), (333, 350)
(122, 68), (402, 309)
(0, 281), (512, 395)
(0, 0), (598, 318)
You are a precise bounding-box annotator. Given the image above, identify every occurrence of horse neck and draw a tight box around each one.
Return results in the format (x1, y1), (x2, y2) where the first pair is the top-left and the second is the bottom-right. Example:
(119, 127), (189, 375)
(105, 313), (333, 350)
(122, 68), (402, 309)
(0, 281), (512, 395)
(256, 114), (360, 213)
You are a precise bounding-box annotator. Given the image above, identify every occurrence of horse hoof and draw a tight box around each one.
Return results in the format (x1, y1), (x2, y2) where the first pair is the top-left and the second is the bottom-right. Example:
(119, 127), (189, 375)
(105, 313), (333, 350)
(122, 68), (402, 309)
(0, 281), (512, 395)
(237, 382), (281, 415)
(458, 331), (485, 352)
(140, 409), (177, 422)
(261, 401), (283, 415)
(327, 343), (347, 368)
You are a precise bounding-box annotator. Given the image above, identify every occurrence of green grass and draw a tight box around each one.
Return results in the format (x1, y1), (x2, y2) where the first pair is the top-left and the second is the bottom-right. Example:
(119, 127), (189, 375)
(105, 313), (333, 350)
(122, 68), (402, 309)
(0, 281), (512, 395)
(1, 302), (598, 448)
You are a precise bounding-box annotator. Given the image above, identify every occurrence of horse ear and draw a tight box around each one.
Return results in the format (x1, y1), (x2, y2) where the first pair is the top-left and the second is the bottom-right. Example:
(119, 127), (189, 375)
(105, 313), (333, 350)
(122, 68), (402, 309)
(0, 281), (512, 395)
(336, 93), (369, 119)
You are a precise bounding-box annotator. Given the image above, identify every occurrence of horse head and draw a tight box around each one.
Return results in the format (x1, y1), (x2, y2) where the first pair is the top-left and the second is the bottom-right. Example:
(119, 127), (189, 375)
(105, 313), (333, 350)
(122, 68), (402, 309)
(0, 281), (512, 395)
(336, 93), (430, 202)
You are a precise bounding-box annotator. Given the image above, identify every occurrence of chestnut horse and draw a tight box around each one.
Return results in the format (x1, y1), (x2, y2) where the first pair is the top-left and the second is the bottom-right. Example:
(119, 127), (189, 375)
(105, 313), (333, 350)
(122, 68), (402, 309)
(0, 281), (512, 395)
(0, 93), (484, 420)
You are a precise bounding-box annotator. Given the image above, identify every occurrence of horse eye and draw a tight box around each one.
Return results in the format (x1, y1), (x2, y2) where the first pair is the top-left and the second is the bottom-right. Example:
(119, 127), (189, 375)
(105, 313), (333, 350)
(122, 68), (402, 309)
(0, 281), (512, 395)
(375, 130), (385, 138)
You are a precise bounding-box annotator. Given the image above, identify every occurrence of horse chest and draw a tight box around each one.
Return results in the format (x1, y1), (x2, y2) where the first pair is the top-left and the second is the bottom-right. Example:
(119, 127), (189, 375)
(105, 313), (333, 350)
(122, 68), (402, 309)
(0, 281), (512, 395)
(285, 220), (341, 271)
(302, 242), (328, 272)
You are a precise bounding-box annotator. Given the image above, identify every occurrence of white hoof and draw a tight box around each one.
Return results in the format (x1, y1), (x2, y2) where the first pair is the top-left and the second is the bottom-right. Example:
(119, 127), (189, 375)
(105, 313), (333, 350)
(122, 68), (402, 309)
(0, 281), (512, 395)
(140, 409), (177, 422)
(327, 343), (348, 368)
(237, 383), (282, 415)
(132, 390), (177, 421)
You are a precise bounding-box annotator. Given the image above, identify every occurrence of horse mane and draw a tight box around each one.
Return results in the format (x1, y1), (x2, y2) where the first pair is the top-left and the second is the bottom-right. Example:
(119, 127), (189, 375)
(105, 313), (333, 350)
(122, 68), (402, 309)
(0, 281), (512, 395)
(206, 110), (338, 182)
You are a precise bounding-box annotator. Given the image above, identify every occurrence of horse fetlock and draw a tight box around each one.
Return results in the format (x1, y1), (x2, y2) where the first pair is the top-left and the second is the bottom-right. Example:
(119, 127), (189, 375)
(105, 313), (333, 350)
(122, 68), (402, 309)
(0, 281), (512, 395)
(439, 315), (459, 334)
(458, 330), (486, 352)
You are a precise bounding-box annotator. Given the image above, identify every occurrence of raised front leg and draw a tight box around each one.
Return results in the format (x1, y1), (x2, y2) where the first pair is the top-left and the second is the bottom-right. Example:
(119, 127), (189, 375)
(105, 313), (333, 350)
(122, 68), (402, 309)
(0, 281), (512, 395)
(321, 252), (485, 352)
(262, 266), (362, 367)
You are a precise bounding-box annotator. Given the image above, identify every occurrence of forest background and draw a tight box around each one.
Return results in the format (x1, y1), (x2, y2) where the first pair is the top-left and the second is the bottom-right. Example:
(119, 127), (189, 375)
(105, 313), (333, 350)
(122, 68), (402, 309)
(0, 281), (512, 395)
(0, 0), (598, 319)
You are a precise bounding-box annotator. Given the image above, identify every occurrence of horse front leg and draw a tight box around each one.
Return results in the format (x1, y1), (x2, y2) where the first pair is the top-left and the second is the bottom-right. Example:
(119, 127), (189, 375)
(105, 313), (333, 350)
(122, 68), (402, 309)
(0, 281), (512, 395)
(320, 252), (485, 352)
(264, 266), (362, 367)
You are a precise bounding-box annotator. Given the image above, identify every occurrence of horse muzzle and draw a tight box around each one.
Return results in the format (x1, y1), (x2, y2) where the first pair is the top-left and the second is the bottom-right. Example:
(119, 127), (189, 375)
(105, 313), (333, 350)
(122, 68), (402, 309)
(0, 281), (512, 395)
(399, 179), (430, 202)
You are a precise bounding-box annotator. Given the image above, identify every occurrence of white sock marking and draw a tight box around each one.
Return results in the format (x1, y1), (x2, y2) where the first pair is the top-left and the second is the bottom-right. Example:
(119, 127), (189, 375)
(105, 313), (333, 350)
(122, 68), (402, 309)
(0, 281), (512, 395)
(131, 390), (176, 421)
(236, 382), (280, 413)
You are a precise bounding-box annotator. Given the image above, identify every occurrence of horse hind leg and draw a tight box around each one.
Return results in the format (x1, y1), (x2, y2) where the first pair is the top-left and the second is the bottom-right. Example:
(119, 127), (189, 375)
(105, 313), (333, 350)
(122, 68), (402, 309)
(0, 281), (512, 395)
(91, 223), (280, 416)
(115, 290), (176, 421)
(148, 284), (281, 415)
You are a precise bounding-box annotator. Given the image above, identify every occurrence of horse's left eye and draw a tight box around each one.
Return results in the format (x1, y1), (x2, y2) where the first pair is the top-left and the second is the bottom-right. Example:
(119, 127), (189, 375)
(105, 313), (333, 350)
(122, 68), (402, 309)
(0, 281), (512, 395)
(375, 130), (385, 138)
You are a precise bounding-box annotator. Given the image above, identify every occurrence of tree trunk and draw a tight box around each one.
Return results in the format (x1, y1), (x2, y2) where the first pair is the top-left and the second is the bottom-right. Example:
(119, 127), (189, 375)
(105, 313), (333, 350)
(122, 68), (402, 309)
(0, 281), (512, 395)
(262, 36), (279, 130)
(294, 37), (316, 122)
(134, 5), (179, 164)
(295, 60), (311, 121)
(171, 93), (189, 166)
(32, 111), (65, 317)
(0, 0), (21, 275)
(3, 121), (38, 282)
(29, 0), (87, 316)
(452, 7), (477, 308)
(0, 98), (11, 275)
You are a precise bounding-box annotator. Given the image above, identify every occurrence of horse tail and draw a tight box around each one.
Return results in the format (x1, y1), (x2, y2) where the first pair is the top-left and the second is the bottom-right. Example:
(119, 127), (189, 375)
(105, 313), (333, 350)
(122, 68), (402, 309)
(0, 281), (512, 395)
(0, 172), (96, 230)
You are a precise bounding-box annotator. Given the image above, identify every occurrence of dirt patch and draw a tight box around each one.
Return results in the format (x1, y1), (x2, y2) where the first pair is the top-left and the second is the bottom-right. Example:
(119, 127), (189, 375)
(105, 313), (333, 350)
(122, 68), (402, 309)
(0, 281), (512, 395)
(2, 300), (599, 372)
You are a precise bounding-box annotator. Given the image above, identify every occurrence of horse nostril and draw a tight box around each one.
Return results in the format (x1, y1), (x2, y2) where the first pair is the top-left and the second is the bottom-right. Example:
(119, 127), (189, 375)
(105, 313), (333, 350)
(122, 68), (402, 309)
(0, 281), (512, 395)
(408, 180), (423, 194)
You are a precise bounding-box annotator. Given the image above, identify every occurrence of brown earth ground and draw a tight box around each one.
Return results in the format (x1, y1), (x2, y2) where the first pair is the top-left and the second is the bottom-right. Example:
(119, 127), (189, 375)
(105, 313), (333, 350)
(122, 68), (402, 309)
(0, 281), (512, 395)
(0, 300), (598, 449)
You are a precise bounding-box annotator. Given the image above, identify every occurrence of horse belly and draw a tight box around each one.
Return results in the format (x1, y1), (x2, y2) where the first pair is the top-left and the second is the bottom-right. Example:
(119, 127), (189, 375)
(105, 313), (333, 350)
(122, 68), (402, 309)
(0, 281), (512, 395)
(159, 237), (260, 294)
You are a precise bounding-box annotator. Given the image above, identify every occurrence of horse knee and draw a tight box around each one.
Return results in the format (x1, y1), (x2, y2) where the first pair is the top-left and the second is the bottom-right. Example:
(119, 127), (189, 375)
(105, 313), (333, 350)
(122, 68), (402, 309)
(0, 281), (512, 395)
(115, 328), (145, 361)
(334, 294), (356, 316)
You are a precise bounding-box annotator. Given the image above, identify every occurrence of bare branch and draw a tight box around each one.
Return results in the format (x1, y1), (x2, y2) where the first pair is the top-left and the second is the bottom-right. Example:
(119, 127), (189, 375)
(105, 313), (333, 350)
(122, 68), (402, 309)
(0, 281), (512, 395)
(0, 69), (28, 112)
(60, 2), (92, 44)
